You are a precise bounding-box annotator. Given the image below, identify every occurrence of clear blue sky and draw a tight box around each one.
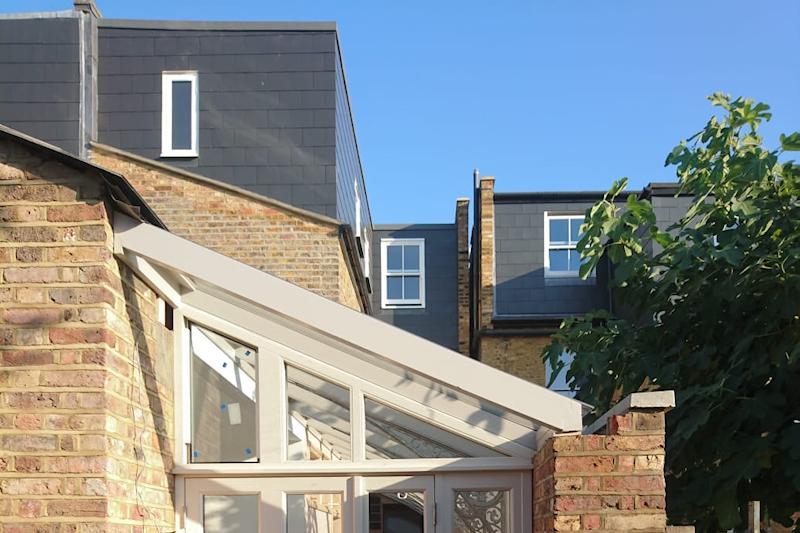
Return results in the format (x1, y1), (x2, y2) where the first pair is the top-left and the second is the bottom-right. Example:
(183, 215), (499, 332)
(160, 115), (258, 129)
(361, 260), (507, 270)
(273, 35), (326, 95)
(9, 0), (800, 223)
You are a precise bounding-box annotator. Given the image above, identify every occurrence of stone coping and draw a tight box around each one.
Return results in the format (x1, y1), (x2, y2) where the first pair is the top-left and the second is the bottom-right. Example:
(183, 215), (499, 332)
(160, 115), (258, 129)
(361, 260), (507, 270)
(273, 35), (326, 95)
(583, 391), (675, 436)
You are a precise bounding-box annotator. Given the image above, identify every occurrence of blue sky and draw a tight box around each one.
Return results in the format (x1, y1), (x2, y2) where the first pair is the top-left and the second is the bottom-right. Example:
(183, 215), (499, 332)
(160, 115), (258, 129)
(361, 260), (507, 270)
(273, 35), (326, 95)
(8, 1), (800, 223)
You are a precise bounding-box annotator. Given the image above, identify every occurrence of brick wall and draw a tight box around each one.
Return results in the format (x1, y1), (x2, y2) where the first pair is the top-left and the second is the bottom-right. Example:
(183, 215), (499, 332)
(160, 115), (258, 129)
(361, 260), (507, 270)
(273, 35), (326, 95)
(479, 335), (548, 384)
(0, 138), (174, 531)
(90, 145), (365, 312)
(455, 197), (469, 356)
(533, 401), (669, 532)
(474, 177), (547, 383)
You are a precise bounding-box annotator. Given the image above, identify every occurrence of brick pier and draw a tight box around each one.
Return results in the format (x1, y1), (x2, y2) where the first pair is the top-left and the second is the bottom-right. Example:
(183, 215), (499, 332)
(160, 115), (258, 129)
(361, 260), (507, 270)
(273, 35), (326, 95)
(533, 392), (673, 532)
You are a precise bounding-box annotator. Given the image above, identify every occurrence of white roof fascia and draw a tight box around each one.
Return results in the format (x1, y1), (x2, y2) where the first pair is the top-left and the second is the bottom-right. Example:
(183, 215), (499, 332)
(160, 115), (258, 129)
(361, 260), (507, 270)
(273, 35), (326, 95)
(113, 215), (584, 433)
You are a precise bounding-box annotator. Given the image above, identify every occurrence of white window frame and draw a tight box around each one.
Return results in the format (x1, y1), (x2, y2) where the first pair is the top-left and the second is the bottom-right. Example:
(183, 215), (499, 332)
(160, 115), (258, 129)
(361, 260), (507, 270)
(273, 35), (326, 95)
(380, 238), (425, 309)
(543, 212), (595, 278)
(362, 228), (370, 284)
(161, 71), (199, 157)
(354, 178), (361, 238)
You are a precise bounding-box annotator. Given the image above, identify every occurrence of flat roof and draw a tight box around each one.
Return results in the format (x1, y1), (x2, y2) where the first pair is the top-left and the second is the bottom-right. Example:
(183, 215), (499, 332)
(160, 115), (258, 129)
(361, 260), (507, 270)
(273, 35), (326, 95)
(99, 19), (336, 31)
(374, 224), (456, 231)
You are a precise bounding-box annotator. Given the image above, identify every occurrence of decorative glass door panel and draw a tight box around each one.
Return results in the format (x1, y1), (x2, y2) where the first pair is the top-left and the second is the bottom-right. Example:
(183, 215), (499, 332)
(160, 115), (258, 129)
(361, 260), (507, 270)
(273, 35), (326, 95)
(453, 490), (510, 533)
(435, 472), (529, 533)
(364, 476), (434, 533)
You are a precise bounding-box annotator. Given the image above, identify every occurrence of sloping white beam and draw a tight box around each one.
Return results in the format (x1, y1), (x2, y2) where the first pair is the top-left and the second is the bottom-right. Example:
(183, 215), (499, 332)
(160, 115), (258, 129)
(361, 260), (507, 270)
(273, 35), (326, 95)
(114, 216), (584, 433)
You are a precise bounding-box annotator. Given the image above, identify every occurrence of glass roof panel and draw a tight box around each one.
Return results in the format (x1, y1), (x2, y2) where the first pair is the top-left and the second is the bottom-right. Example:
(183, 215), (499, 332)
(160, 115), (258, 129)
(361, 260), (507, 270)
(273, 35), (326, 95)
(286, 365), (352, 461)
(364, 397), (504, 459)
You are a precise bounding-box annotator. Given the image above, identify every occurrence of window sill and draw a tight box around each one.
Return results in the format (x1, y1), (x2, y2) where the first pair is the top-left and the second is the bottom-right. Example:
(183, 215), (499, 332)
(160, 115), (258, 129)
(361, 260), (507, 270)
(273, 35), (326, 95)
(544, 274), (596, 287)
(161, 150), (198, 158)
(381, 303), (425, 310)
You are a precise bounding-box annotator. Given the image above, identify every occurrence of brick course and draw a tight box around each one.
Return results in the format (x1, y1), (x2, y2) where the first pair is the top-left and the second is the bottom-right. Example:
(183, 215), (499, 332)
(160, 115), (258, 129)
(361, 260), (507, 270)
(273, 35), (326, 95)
(0, 138), (174, 531)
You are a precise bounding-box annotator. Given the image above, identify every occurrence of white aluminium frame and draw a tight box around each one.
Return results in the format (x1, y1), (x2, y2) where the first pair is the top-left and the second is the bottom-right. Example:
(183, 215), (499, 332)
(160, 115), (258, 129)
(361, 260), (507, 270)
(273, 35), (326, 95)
(380, 238), (425, 309)
(161, 71), (199, 158)
(543, 211), (595, 279)
(112, 215), (583, 533)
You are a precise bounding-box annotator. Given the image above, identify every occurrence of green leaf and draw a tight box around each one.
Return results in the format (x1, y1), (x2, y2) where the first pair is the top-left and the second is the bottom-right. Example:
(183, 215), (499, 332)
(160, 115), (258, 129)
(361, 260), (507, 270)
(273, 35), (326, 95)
(780, 132), (800, 151)
(541, 94), (800, 533)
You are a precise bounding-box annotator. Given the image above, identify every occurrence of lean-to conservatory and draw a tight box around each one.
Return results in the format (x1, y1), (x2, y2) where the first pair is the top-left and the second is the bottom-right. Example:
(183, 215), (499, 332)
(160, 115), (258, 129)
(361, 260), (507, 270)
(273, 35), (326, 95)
(114, 216), (584, 533)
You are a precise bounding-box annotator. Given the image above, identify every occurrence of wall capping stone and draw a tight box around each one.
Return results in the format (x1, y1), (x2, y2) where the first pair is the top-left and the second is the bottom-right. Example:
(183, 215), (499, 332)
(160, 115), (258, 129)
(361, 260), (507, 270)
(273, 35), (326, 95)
(584, 391), (676, 436)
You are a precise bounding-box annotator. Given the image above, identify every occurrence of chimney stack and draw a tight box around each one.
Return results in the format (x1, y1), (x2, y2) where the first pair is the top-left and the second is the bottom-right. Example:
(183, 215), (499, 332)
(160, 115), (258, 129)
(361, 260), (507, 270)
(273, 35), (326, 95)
(73, 0), (101, 17)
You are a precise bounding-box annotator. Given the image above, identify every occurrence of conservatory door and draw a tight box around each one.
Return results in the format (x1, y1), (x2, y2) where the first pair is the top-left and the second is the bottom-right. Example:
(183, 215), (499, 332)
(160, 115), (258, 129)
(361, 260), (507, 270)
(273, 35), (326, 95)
(185, 477), (351, 533)
(435, 472), (528, 533)
(363, 476), (435, 533)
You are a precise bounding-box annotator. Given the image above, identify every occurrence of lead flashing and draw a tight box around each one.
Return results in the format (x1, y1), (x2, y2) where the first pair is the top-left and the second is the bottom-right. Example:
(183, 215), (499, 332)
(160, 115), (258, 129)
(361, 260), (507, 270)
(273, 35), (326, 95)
(98, 18), (336, 32)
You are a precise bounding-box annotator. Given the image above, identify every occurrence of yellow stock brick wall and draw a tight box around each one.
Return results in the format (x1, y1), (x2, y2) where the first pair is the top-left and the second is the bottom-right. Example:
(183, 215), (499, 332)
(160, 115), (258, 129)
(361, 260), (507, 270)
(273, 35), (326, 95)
(90, 145), (364, 312)
(479, 335), (548, 384)
(0, 138), (174, 531)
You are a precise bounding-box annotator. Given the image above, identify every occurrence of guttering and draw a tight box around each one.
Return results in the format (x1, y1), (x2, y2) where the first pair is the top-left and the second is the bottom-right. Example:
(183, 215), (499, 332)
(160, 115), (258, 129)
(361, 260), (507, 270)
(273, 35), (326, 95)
(494, 191), (610, 203)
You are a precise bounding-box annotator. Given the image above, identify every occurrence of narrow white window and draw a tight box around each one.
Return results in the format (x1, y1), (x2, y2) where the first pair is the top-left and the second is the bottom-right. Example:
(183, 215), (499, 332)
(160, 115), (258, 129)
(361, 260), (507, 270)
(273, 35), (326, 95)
(544, 213), (593, 278)
(363, 228), (370, 283)
(161, 71), (198, 157)
(381, 238), (425, 308)
(354, 178), (362, 238)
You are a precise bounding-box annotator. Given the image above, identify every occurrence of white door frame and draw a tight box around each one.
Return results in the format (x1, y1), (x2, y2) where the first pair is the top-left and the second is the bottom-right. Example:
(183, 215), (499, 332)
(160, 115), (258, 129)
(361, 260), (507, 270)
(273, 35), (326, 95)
(185, 476), (352, 533)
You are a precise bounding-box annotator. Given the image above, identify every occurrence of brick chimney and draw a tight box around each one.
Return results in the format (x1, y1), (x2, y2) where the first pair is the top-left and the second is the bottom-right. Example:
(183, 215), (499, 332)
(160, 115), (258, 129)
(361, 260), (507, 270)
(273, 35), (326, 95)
(455, 197), (470, 356)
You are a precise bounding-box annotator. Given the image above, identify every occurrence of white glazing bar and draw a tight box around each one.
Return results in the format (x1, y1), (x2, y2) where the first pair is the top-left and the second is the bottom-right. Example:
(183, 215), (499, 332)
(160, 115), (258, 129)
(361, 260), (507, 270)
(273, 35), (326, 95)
(351, 383), (366, 462)
(259, 344), (285, 462)
(178, 313), (191, 465)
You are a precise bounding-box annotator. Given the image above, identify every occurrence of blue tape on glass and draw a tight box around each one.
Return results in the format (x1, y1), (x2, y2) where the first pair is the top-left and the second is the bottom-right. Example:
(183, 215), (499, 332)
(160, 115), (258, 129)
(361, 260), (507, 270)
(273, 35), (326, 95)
(244, 448), (253, 456)
(220, 404), (227, 411)
(192, 450), (199, 458)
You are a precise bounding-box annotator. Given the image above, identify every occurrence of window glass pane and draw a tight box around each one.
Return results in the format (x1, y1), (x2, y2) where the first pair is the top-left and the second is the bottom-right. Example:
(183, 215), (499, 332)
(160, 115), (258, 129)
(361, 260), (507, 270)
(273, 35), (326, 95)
(549, 249), (569, 271)
(403, 244), (420, 271)
(287, 366), (351, 461)
(369, 492), (424, 533)
(403, 275), (420, 300)
(386, 276), (403, 300)
(364, 397), (503, 459)
(549, 218), (569, 244)
(568, 249), (582, 272)
(454, 490), (510, 533)
(204, 495), (258, 533)
(570, 218), (583, 243)
(287, 493), (343, 533)
(171, 80), (193, 150)
(190, 324), (257, 463)
(386, 245), (403, 271)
